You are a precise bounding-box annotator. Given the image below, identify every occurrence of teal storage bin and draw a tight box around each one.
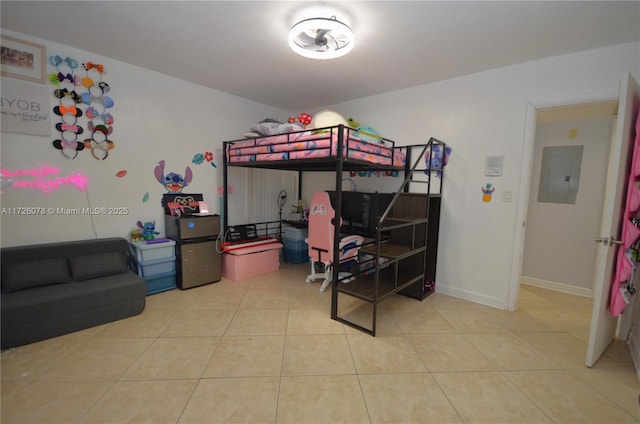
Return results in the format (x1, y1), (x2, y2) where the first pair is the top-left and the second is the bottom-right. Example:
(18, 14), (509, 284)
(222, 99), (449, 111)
(284, 247), (309, 264)
(144, 271), (177, 295)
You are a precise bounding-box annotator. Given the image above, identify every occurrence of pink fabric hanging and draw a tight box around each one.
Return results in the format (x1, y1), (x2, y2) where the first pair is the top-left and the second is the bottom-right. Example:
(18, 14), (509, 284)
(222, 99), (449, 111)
(623, 219), (640, 248)
(610, 108), (640, 316)
(626, 183), (640, 214)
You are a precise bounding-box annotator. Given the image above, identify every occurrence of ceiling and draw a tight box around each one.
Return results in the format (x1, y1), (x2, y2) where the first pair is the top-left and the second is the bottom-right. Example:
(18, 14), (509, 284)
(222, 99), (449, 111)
(2, 1), (639, 111)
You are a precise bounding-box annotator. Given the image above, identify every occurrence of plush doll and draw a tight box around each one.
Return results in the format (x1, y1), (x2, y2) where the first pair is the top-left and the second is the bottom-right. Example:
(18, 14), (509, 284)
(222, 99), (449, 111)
(137, 220), (160, 240)
(424, 145), (452, 178)
(288, 113), (313, 128)
(347, 117), (382, 143)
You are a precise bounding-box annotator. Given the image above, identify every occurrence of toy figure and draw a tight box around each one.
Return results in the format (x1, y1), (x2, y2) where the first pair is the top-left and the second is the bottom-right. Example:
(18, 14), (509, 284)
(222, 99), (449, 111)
(137, 220), (159, 240)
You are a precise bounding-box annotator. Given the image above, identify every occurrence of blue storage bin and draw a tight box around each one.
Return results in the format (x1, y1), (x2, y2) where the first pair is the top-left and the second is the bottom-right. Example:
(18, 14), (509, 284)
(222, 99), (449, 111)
(283, 236), (308, 251)
(144, 271), (177, 295)
(283, 225), (308, 241)
(130, 256), (176, 278)
(284, 247), (309, 263)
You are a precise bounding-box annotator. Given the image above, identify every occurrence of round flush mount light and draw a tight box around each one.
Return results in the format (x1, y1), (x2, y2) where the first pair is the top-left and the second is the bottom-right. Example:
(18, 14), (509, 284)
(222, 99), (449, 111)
(288, 16), (355, 60)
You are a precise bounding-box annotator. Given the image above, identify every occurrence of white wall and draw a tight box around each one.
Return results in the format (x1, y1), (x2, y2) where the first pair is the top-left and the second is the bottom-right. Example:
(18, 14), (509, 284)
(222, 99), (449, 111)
(2, 29), (639, 312)
(321, 42), (640, 309)
(0, 30), (291, 247)
(522, 118), (614, 296)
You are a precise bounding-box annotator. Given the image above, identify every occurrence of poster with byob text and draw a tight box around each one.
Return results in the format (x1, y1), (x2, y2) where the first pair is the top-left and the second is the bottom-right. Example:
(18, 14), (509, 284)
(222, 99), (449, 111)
(1, 78), (52, 137)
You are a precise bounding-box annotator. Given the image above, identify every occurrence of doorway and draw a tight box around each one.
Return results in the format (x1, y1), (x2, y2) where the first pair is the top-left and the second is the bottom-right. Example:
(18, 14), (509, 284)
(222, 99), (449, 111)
(521, 101), (618, 300)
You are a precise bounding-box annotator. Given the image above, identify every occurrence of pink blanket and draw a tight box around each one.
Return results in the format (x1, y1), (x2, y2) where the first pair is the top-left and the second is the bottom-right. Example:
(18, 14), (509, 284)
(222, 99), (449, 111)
(227, 130), (406, 168)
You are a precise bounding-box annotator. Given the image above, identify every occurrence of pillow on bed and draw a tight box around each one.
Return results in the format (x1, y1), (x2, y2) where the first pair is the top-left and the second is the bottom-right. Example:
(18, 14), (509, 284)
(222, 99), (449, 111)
(250, 119), (303, 136)
(309, 110), (349, 132)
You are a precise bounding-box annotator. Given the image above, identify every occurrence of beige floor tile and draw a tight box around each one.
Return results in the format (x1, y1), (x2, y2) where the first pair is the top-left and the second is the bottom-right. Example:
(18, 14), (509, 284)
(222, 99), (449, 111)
(38, 338), (154, 381)
(516, 331), (620, 369)
(277, 375), (369, 423)
(464, 333), (560, 370)
(359, 373), (463, 423)
(1, 381), (111, 423)
(289, 288), (333, 310)
(93, 309), (181, 338)
(347, 334), (427, 374)
(226, 308), (289, 336)
(569, 367), (640, 420)
(408, 333), (496, 372)
(286, 308), (345, 334)
(517, 285), (559, 308)
(434, 371), (553, 423)
(388, 306), (458, 333)
(241, 288), (292, 309)
(160, 308), (236, 337)
(4, 265), (639, 424)
(187, 287), (248, 309)
(505, 370), (638, 423)
(340, 304), (404, 335)
(1, 337), (82, 381)
(143, 287), (198, 310)
(438, 306), (510, 333)
(282, 334), (355, 375)
(121, 337), (220, 380)
(601, 339), (635, 367)
(179, 377), (279, 423)
(202, 335), (285, 377)
(80, 379), (197, 424)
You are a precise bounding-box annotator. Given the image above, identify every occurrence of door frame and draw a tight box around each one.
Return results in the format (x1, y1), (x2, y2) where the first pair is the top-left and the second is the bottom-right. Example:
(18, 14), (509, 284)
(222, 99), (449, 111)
(508, 90), (620, 312)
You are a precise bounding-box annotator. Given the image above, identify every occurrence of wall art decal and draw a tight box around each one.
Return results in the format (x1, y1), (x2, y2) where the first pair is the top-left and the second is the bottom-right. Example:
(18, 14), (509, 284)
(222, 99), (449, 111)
(47, 54), (116, 159)
(1, 35), (46, 83)
(482, 183), (495, 203)
(154, 160), (192, 193)
(0, 79), (51, 136)
(1, 164), (88, 193)
(192, 151), (217, 167)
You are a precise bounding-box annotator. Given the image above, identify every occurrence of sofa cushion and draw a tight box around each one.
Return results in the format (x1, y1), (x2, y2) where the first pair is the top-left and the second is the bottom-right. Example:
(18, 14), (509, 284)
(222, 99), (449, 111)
(2, 258), (72, 293)
(69, 251), (129, 281)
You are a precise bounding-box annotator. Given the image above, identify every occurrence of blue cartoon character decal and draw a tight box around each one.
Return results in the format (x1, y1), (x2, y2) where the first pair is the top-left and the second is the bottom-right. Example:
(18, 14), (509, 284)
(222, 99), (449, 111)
(154, 160), (192, 193)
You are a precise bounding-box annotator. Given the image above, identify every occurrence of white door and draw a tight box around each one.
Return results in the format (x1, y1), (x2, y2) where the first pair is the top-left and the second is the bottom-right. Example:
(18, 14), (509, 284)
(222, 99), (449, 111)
(586, 73), (640, 367)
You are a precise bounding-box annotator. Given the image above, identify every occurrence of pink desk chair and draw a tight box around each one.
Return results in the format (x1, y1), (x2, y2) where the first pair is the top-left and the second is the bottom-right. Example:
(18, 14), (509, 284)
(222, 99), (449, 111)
(305, 191), (364, 292)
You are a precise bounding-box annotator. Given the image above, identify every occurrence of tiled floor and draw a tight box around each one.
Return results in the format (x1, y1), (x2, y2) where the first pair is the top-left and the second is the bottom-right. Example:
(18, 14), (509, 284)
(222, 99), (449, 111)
(2, 263), (639, 423)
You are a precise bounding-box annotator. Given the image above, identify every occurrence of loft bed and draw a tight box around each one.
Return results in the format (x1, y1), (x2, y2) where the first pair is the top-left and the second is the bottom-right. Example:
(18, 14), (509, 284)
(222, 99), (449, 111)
(222, 124), (446, 335)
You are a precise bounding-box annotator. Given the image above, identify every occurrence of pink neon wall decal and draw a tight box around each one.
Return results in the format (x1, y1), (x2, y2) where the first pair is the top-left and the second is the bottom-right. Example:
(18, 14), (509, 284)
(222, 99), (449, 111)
(1, 165), (89, 193)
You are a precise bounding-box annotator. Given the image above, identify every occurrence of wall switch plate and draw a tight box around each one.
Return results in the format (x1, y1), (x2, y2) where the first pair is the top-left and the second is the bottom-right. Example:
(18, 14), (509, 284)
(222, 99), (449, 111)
(503, 190), (512, 202)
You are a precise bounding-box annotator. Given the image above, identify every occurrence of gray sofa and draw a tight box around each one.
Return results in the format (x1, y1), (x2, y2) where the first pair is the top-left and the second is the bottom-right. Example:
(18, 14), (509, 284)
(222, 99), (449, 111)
(1, 237), (146, 350)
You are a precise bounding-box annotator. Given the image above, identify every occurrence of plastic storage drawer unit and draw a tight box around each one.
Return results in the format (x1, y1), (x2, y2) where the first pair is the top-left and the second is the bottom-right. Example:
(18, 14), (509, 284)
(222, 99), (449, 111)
(131, 256), (177, 278)
(143, 271), (177, 295)
(129, 240), (176, 262)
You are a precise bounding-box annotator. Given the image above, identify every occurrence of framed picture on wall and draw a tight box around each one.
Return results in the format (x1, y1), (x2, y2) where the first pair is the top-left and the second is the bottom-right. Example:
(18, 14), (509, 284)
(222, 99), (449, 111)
(0, 35), (46, 84)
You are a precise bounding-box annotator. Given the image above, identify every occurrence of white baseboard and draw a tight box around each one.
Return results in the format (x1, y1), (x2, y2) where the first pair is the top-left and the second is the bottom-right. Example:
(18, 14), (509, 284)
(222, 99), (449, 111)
(436, 283), (507, 310)
(520, 276), (592, 298)
(630, 335), (640, 380)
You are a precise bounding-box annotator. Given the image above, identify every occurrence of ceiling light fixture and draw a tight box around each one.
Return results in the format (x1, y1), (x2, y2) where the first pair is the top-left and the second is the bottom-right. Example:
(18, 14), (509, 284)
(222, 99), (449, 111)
(288, 16), (354, 60)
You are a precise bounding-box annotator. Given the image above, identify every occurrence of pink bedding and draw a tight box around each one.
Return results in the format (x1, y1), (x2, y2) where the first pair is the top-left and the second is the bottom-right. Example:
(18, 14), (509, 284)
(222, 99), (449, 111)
(227, 130), (406, 168)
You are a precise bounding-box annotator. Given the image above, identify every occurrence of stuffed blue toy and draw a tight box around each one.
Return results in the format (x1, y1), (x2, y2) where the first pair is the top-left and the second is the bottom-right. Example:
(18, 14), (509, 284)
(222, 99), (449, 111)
(424, 145), (452, 178)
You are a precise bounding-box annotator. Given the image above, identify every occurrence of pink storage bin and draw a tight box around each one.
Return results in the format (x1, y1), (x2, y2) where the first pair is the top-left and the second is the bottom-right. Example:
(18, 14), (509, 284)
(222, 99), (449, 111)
(222, 243), (283, 281)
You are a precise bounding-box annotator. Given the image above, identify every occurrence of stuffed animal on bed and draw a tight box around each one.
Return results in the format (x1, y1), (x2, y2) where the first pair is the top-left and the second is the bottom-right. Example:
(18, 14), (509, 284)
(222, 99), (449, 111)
(288, 113), (312, 128)
(243, 118), (303, 138)
(309, 109), (350, 132)
(348, 117), (382, 143)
